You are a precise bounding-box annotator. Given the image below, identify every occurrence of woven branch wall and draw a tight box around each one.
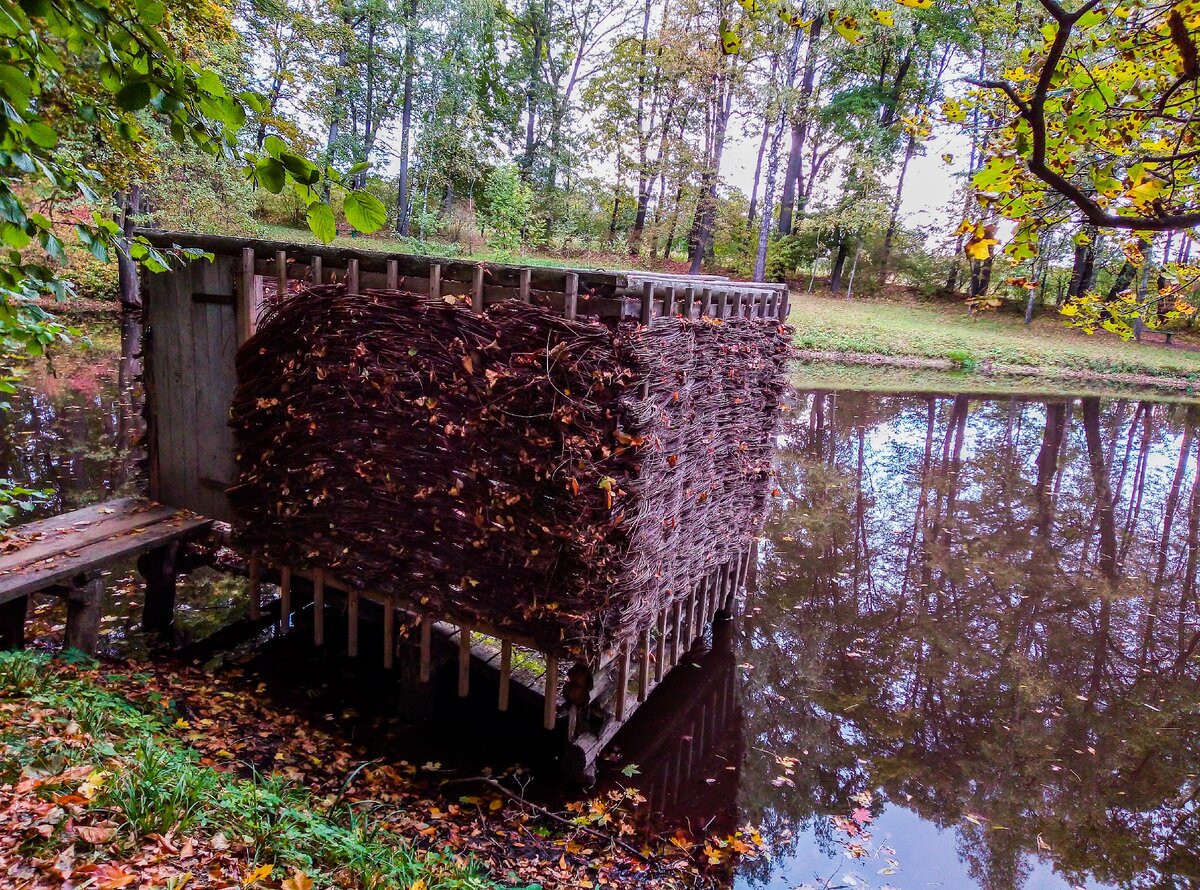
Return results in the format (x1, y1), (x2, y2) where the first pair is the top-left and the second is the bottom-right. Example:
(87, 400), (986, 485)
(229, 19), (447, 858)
(229, 285), (790, 661)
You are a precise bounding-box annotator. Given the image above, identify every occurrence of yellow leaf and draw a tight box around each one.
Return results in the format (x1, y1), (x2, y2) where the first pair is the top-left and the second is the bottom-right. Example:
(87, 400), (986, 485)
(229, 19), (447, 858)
(244, 864), (274, 886)
(720, 25), (742, 54)
(1060, 303), (1079, 317)
(410, 881), (428, 890)
(829, 11), (863, 42)
(964, 238), (997, 261)
(895, 0), (932, 7)
(282, 871), (314, 890)
(869, 8), (894, 25)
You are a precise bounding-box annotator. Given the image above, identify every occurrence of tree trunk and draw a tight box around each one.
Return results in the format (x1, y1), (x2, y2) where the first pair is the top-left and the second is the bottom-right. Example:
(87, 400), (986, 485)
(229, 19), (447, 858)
(777, 16), (822, 237)
(689, 73), (733, 275)
(395, 0), (417, 235)
(628, 0), (654, 255)
(829, 233), (849, 292)
(878, 132), (917, 285)
(747, 115), (770, 226)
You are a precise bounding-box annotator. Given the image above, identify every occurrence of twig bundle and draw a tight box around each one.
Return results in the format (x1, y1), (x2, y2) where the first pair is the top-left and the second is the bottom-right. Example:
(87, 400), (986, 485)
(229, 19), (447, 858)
(229, 285), (789, 660)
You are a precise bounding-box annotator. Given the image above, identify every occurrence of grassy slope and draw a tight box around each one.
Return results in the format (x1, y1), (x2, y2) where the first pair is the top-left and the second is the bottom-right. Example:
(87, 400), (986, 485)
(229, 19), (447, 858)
(790, 290), (1200, 380)
(0, 650), (500, 890)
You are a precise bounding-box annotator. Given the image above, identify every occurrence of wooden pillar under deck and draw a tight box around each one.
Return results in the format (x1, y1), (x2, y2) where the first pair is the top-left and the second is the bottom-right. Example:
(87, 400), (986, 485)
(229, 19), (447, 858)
(138, 541), (179, 633)
(0, 596), (27, 650)
(65, 574), (103, 654)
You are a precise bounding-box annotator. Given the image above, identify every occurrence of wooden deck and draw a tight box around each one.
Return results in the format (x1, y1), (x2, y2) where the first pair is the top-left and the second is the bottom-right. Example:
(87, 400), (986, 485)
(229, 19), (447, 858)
(0, 498), (213, 650)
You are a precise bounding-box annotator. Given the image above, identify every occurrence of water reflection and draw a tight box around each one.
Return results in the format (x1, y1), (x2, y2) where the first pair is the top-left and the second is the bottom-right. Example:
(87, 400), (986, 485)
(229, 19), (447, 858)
(732, 392), (1200, 890)
(0, 313), (141, 518)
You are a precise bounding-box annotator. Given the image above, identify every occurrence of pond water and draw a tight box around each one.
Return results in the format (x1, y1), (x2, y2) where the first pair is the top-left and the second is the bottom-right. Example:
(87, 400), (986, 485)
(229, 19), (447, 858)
(3, 324), (1197, 890)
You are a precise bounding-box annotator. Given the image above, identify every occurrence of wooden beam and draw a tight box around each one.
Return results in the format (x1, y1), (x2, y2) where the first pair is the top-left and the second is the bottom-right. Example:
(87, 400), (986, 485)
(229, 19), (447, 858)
(347, 259), (360, 295)
(382, 597), (394, 669)
(387, 259), (399, 289)
(543, 655), (558, 730)
(564, 272), (579, 321)
(655, 609), (667, 683)
(247, 557), (261, 620)
(519, 268), (532, 303)
(498, 640), (513, 710)
(347, 590), (359, 657)
(637, 629), (650, 702)
(662, 286), (676, 317)
(238, 248), (256, 345)
(429, 263), (441, 300)
(312, 569), (325, 646)
(458, 624), (472, 696)
(276, 249), (287, 302)
(700, 287), (713, 318)
(641, 281), (655, 324)
(615, 642), (630, 721)
(419, 616), (432, 682)
(278, 565), (292, 633)
(731, 291), (743, 317)
(311, 255), (322, 286)
(471, 266), (485, 313)
(716, 291), (729, 320)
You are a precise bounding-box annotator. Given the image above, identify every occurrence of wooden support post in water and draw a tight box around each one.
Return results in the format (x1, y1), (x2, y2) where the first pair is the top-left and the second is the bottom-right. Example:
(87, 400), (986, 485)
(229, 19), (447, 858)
(311, 255), (322, 286)
(247, 557), (261, 620)
(382, 596), (394, 669)
(519, 268), (532, 303)
(347, 259), (360, 295)
(347, 591), (359, 657)
(637, 629), (650, 702)
(386, 259), (399, 289)
(275, 249), (287, 301)
(419, 616), (432, 682)
(278, 566), (292, 633)
(671, 600), (683, 666)
(680, 589), (693, 655)
(615, 642), (630, 721)
(564, 272), (579, 320)
(429, 264), (442, 301)
(471, 265), (485, 313)
(498, 640), (512, 710)
(238, 248), (256, 345)
(458, 625), (472, 696)
(543, 655), (558, 730)
(312, 569), (325, 646)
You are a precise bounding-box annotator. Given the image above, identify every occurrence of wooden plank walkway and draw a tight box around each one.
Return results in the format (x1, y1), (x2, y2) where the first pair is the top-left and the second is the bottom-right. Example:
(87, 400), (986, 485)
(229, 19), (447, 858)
(0, 497), (213, 650)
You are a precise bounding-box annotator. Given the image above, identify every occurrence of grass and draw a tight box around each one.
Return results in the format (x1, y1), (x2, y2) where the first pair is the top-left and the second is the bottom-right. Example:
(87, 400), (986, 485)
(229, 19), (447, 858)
(0, 650), (503, 890)
(789, 290), (1200, 381)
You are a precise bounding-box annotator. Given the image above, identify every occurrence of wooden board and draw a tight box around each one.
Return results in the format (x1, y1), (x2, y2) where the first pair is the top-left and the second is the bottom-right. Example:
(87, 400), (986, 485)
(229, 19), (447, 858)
(0, 499), (212, 603)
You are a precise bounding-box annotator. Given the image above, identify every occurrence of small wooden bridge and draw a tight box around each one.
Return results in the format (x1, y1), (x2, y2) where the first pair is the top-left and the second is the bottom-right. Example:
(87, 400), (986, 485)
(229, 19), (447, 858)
(0, 232), (785, 782)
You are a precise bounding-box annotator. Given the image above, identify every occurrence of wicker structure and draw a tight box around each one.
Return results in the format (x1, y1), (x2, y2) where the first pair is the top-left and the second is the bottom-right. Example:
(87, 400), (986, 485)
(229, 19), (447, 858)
(229, 286), (787, 662)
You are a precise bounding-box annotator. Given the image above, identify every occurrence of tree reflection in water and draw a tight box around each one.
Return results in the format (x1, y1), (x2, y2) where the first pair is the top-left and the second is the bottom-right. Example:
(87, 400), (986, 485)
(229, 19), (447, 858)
(0, 314), (141, 518)
(736, 391), (1200, 890)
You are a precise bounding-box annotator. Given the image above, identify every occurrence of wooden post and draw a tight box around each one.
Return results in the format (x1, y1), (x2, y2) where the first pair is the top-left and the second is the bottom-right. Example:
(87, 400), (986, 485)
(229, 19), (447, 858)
(247, 557), (261, 620)
(663, 286), (676, 317)
(764, 291), (776, 318)
(275, 249), (288, 302)
(238, 247), (256, 345)
(347, 590), (359, 656)
(346, 259), (360, 295)
(471, 265), (485, 313)
(138, 542), (178, 633)
(564, 272), (579, 320)
(65, 575), (103, 654)
(498, 640), (513, 710)
(387, 259), (399, 289)
(543, 655), (558, 730)
(731, 291), (743, 318)
(671, 600), (683, 666)
(312, 569), (325, 646)
(0, 596), (26, 650)
(419, 616), (432, 682)
(637, 629), (650, 702)
(278, 566), (292, 633)
(519, 268), (532, 303)
(429, 263), (442, 301)
(655, 609), (667, 682)
(641, 281), (655, 324)
(779, 289), (790, 321)
(311, 255), (322, 286)
(615, 642), (630, 721)
(700, 287), (713, 318)
(716, 291), (729, 320)
(382, 597), (394, 669)
(458, 624), (472, 696)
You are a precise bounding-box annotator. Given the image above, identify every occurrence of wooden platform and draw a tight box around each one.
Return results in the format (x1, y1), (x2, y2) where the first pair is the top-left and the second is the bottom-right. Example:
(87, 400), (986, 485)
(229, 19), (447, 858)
(0, 497), (213, 650)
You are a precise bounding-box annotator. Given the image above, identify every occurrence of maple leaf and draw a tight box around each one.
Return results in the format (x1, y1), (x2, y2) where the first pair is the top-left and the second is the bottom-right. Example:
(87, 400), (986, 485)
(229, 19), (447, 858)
(94, 863), (137, 890)
(244, 862), (274, 885)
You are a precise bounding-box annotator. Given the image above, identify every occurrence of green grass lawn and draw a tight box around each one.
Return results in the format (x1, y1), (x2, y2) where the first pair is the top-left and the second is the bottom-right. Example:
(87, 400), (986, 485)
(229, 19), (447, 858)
(789, 290), (1200, 380)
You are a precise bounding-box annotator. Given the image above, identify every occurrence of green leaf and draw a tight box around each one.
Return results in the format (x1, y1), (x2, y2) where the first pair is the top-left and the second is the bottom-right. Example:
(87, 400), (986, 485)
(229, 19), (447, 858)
(343, 190), (387, 234)
(0, 222), (31, 251)
(0, 65), (33, 109)
(134, 0), (166, 25)
(280, 151), (319, 185)
(347, 161), (371, 175)
(306, 202), (337, 244)
(24, 121), (57, 149)
(115, 81), (152, 111)
(255, 157), (286, 194)
(262, 135), (287, 159)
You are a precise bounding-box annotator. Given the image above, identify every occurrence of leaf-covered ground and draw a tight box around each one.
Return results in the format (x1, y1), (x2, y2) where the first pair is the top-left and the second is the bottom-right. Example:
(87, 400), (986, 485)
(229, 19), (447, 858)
(0, 650), (759, 889)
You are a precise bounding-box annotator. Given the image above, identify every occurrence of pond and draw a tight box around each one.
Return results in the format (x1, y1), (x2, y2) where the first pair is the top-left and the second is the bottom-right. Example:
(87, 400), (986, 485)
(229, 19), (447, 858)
(3, 324), (1197, 890)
